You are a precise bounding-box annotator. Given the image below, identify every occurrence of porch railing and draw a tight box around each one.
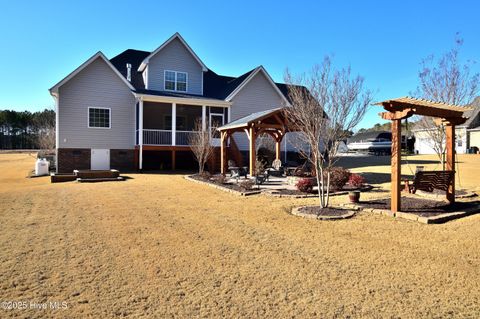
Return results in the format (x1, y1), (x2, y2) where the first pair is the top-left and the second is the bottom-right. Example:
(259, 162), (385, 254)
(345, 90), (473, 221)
(176, 131), (198, 146)
(140, 129), (200, 146)
(143, 129), (172, 145)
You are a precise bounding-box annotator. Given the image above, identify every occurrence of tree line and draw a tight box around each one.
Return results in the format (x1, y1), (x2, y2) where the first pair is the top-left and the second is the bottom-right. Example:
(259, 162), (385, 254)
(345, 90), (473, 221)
(0, 109), (55, 150)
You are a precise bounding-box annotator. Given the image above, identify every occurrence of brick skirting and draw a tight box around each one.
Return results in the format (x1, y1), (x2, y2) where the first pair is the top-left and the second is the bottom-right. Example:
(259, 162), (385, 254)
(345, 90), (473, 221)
(57, 148), (91, 173)
(57, 148), (135, 173)
(110, 149), (135, 171)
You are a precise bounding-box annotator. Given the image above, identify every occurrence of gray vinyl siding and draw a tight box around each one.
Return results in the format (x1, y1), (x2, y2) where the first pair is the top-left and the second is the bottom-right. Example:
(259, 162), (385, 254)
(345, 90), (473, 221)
(58, 57), (135, 149)
(229, 71), (297, 151)
(147, 38), (203, 95)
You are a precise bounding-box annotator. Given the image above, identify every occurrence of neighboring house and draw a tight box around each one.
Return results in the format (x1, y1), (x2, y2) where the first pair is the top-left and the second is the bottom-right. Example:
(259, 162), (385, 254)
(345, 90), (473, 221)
(413, 97), (480, 154)
(49, 33), (300, 173)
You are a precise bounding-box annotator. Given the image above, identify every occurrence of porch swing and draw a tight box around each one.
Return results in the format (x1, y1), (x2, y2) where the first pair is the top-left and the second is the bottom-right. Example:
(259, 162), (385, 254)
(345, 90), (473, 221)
(402, 117), (455, 194)
(376, 97), (470, 213)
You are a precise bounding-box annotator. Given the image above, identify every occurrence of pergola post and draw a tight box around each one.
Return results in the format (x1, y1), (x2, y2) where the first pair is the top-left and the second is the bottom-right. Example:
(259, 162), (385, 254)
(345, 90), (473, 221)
(275, 139), (281, 161)
(220, 131), (228, 175)
(445, 124), (455, 204)
(249, 126), (256, 176)
(391, 119), (401, 212)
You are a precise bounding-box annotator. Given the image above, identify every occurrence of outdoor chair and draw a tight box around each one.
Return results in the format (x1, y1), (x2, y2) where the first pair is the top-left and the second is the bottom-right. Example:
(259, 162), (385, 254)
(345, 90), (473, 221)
(228, 160), (247, 180)
(268, 159), (284, 177)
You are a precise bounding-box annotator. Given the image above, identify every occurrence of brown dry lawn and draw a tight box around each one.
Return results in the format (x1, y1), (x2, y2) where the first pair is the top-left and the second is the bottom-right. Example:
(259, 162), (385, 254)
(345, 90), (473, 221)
(0, 153), (479, 318)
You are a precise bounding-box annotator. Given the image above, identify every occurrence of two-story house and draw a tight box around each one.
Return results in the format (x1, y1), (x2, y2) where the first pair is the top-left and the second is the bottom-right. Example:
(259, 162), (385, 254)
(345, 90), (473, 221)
(49, 33), (296, 173)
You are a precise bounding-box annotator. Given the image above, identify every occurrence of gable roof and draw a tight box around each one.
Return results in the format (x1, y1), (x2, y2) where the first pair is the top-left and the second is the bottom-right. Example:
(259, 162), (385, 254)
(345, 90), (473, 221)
(218, 107), (284, 131)
(52, 33), (311, 105)
(138, 33), (208, 72)
(49, 51), (135, 96)
(224, 66), (291, 106)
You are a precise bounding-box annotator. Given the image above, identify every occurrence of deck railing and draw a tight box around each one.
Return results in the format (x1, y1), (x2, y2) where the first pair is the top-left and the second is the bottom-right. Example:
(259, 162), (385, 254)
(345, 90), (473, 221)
(142, 129), (172, 145)
(140, 129), (201, 146)
(176, 131), (198, 146)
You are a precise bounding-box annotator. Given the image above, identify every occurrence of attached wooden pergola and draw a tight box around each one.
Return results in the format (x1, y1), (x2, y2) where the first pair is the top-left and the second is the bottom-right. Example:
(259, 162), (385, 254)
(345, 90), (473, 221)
(217, 108), (294, 176)
(375, 97), (472, 213)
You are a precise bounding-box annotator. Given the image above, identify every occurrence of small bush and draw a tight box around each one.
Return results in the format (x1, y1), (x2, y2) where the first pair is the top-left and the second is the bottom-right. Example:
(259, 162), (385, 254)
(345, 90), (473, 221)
(348, 173), (366, 187)
(239, 179), (255, 190)
(212, 174), (226, 184)
(296, 178), (315, 193)
(326, 167), (351, 191)
(199, 171), (212, 180)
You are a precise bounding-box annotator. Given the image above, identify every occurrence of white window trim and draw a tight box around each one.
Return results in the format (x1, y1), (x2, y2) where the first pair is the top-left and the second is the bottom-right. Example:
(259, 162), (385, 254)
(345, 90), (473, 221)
(164, 70), (188, 93)
(88, 107), (111, 129)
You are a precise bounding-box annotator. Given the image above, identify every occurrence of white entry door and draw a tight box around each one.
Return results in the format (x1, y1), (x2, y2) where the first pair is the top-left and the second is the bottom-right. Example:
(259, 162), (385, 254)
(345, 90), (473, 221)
(91, 149), (110, 170)
(210, 113), (224, 147)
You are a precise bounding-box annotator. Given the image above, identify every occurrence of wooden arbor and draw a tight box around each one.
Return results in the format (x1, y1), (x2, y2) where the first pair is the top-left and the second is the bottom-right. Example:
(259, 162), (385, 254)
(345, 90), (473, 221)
(376, 97), (471, 213)
(217, 108), (291, 176)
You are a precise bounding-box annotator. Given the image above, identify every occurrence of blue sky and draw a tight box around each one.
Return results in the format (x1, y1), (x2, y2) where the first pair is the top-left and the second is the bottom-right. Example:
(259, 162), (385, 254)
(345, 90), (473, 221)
(0, 0), (479, 129)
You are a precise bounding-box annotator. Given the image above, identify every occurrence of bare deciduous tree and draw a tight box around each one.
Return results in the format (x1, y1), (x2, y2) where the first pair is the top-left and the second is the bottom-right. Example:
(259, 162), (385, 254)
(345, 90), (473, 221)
(284, 57), (372, 208)
(413, 35), (479, 165)
(34, 108), (56, 152)
(188, 118), (214, 174)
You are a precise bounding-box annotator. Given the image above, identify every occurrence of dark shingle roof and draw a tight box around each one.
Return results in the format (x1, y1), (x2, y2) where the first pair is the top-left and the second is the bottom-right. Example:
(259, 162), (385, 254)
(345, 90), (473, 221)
(109, 49), (301, 102)
(110, 49), (150, 90)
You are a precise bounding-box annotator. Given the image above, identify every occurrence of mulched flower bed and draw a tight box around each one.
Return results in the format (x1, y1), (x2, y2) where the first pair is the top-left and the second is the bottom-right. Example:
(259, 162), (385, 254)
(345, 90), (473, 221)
(298, 206), (352, 216)
(268, 184), (373, 197)
(188, 174), (259, 195)
(359, 196), (480, 217)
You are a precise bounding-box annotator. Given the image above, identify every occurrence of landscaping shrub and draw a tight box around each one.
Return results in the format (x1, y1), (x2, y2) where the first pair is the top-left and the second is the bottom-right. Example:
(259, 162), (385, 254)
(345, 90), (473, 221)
(199, 171), (211, 180)
(239, 179), (255, 190)
(348, 173), (366, 188)
(212, 174), (226, 184)
(326, 167), (351, 191)
(296, 178), (315, 193)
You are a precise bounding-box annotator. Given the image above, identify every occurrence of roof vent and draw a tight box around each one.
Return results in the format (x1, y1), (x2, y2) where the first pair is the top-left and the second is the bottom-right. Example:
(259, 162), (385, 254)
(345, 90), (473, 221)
(126, 63), (132, 82)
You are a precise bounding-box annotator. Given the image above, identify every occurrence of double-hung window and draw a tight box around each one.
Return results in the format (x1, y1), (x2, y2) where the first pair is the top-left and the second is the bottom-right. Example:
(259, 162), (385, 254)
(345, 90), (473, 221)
(88, 107), (111, 129)
(164, 70), (188, 92)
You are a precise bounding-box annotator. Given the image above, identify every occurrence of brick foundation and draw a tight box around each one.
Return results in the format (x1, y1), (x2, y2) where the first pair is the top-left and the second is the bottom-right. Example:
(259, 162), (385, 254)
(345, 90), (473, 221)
(110, 149), (135, 172)
(57, 148), (91, 173)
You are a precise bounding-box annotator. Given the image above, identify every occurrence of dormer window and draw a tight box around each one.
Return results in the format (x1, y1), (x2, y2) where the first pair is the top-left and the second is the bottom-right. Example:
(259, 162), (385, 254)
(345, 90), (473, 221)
(164, 70), (188, 92)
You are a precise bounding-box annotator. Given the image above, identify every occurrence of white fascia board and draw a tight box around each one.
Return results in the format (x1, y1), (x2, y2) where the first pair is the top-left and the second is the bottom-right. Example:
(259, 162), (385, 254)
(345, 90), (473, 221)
(133, 92), (232, 107)
(225, 66), (290, 106)
(49, 51), (134, 95)
(138, 32), (208, 72)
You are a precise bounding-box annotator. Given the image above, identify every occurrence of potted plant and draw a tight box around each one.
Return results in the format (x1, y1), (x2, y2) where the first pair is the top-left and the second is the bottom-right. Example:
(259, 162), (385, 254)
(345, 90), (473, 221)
(348, 190), (361, 203)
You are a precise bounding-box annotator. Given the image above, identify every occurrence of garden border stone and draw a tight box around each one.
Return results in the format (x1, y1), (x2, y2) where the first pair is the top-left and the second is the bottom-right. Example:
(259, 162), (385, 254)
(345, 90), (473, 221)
(291, 205), (357, 220)
(342, 199), (480, 224)
(184, 175), (261, 196)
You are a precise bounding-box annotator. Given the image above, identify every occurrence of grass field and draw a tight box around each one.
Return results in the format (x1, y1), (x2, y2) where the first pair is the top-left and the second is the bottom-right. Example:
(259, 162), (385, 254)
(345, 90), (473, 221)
(0, 153), (479, 318)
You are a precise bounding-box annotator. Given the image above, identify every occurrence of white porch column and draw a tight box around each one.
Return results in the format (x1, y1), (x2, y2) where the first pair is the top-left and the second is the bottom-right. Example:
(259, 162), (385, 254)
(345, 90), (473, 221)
(139, 99), (144, 170)
(202, 105), (206, 131)
(172, 103), (176, 146)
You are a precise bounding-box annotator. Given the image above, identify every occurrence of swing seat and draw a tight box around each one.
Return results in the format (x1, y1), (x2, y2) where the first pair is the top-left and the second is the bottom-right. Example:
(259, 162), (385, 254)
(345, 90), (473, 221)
(409, 170), (454, 193)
